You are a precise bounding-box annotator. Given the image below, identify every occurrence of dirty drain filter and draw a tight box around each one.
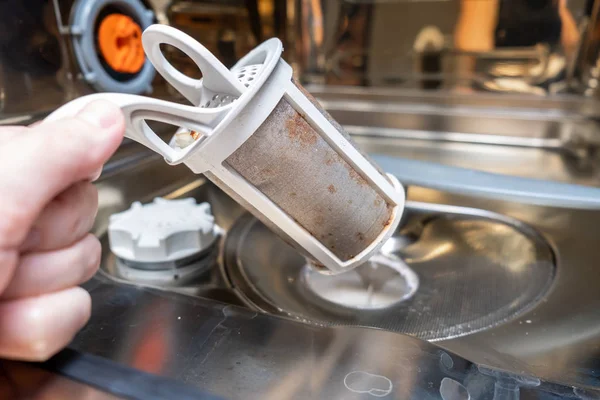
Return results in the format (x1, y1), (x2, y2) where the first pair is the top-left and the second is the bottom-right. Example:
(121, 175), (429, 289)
(223, 210), (555, 341)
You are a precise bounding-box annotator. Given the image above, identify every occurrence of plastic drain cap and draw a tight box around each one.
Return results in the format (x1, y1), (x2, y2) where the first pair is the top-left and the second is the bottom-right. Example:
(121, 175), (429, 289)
(108, 198), (217, 263)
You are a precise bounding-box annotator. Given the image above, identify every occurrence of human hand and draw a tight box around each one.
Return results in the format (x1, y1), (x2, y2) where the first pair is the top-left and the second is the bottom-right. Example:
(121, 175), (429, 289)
(0, 100), (125, 361)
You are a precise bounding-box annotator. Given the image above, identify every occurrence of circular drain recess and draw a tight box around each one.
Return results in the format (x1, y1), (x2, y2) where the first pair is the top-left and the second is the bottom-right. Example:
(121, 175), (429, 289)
(302, 254), (419, 310)
(223, 212), (555, 341)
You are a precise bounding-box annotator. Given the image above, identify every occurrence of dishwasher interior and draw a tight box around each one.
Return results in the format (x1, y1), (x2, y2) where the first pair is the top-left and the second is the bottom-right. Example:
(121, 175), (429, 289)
(4, 0), (600, 398)
(85, 88), (600, 397)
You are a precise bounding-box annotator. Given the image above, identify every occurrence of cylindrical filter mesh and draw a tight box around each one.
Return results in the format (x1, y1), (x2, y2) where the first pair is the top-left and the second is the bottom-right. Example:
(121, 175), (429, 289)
(225, 80), (394, 262)
(43, 29), (403, 272)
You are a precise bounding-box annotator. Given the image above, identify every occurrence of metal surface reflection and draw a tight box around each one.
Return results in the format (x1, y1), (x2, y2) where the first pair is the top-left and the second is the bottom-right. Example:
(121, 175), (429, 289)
(453, 0), (579, 94)
(221, 203), (555, 341)
(80, 84), (600, 392)
(295, 0), (600, 96)
(5, 0), (600, 125)
(0, 0), (70, 118)
(72, 277), (600, 399)
(0, 360), (123, 400)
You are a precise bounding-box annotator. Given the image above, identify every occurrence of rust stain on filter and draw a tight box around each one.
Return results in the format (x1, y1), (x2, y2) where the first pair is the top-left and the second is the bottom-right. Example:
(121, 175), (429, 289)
(286, 112), (318, 146)
(323, 150), (368, 187)
(292, 78), (390, 179)
(383, 209), (395, 227)
(225, 86), (393, 261)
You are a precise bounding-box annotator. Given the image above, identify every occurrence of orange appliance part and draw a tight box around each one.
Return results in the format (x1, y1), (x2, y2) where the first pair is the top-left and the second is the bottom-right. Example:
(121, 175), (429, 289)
(98, 14), (145, 74)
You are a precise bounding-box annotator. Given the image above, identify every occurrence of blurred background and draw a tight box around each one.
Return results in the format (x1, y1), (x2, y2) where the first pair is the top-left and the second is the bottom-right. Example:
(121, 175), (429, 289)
(2, 0), (600, 122)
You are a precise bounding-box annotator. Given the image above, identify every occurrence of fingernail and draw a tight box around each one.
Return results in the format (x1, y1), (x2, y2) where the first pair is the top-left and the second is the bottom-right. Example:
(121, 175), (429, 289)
(89, 167), (103, 182)
(77, 100), (121, 130)
(21, 228), (40, 251)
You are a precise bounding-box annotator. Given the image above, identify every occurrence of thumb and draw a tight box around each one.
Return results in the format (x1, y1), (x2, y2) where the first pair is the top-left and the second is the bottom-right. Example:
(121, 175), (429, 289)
(0, 100), (125, 248)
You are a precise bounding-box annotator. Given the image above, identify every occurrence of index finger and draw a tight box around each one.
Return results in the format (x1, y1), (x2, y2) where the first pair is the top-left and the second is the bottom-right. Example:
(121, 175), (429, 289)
(0, 100), (125, 248)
